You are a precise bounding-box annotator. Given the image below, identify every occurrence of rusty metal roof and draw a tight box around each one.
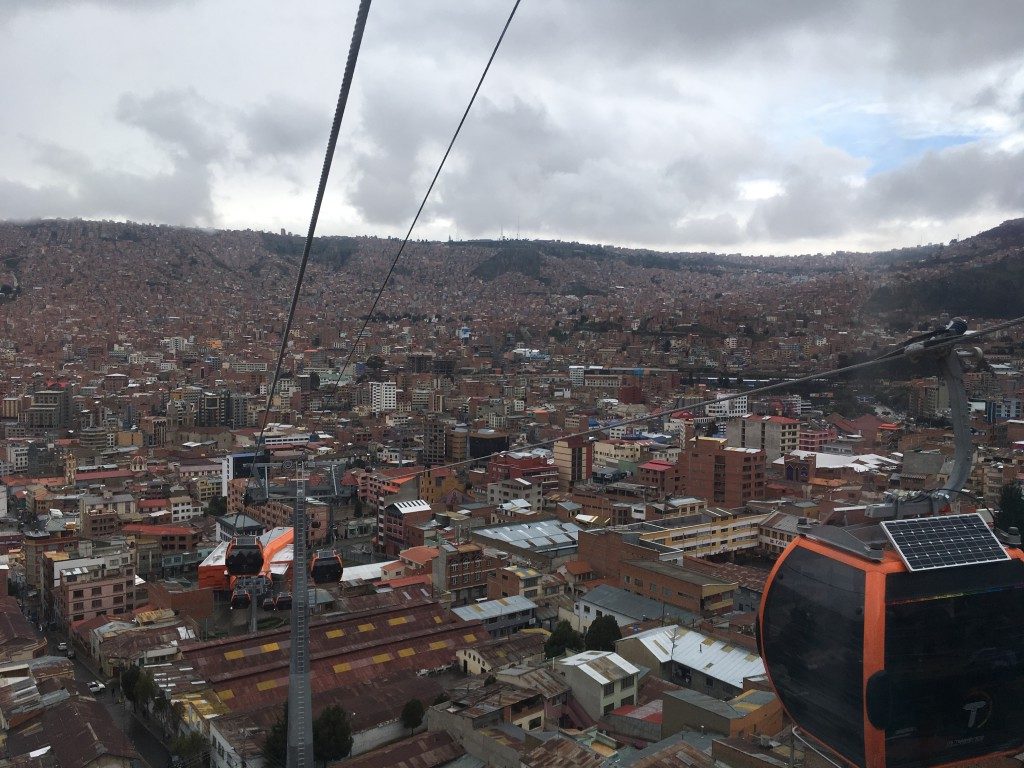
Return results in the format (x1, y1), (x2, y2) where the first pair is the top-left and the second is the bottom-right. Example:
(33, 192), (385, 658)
(522, 736), (605, 768)
(173, 600), (488, 713)
(329, 731), (462, 768)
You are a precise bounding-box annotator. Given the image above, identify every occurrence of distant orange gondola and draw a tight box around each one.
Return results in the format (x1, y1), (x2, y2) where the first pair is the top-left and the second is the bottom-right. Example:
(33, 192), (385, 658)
(309, 548), (343, 585)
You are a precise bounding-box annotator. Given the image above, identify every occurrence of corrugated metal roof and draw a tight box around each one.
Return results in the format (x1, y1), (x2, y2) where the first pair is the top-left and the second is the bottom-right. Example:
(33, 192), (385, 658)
(629, 625), (765, 688)
(452, 595), (537, 622)
(173, 600), (487, 713)
(559, 651), (638, 685)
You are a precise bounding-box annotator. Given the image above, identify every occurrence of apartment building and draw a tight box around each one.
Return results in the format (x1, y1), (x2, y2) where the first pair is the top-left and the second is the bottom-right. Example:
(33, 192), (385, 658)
(578, 509), (771, 581)
(48, 547), (136, 627)
(681, 437), (766, 508)
(487, 565), (542, 601)
(620, 560), (736, 616)
(486, 477), (544, 509)
(726, 415), (799, 462)
(381, 499), (433, 556)
(553, 437), (593, 491)
(432, 541), (505, 606)
(369, 381), (397, 415)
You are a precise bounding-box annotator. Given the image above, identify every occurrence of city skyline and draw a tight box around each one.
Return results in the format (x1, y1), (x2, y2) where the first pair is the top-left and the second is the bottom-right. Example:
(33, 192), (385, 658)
(1, 1), (1022, 256)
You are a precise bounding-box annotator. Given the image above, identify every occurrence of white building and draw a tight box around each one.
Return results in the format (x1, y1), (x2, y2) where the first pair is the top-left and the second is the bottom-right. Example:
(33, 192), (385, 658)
(369, 381), (397, 415)
(5, 442), (28, 473)
(703, 393), (748, 419)
(557, 651), (640, 719)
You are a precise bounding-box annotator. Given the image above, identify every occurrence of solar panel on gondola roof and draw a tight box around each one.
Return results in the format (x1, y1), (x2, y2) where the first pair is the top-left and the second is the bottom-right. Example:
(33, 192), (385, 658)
(881, 512), (1010, 572)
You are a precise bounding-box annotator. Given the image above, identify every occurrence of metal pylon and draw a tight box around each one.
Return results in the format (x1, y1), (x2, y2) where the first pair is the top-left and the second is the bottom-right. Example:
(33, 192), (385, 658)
(287, 469), (313, 768)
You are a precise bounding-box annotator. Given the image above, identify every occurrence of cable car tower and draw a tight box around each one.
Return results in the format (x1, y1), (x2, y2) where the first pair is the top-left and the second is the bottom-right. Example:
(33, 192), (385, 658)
(758, 320), (1024, 768)
(232, 457), (346, 768)
(287, 472), (314, 768)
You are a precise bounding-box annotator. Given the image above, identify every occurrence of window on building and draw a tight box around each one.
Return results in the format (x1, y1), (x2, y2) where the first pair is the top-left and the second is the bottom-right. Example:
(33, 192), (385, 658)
(72, 589), (83, 598)
(91, 599), (102, 608)
(603, 682), (615, 695)
(603, 702), (615, 715)
(528, 717), (542, 730)
(621, 676), (634, 690)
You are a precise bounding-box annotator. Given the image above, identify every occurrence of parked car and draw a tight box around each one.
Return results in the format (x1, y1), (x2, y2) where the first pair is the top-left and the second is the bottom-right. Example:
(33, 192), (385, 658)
(57, 641), (68, 652)
(87, 681), (105, 694)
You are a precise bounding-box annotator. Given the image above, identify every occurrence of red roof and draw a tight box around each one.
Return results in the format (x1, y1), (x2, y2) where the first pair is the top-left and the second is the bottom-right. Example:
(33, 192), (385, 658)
(122, 524), (195, 537)
(382, 574), (432, 588)
(639, 460), (675, 472)
(745, 415), (799, 424)
(564, 560), (593, 576)
(399, 546), (439, 566)
(77, 469), (134, 481)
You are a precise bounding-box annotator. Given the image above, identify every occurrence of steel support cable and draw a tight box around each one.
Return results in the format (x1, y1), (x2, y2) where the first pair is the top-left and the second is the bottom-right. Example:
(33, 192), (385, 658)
(254, 0), (373, 455)
(362, 313), (1024, 483)
(309, 0), (523, 434)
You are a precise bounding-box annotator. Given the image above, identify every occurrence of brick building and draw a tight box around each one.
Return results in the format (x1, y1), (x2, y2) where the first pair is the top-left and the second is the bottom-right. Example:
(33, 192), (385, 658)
(432, 542), (505, 605)
(553, 437), (593, 491)
(681, 437), (766, 508)
(381, 499), (433, 556)
(619, 560), (736, 616)
(636, 459), (683, 496)
(121, 524), (202, 553)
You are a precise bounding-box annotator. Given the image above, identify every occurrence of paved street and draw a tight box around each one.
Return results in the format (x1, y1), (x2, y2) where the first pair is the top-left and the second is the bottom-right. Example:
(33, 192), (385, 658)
(47, 635), (171, 768)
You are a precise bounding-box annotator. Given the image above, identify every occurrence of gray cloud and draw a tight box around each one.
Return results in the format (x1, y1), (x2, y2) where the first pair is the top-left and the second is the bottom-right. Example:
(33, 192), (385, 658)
(116, 89), (226, 164)
(0, 154), (211, 224)
(237, 96), (328, 160)
(2, 0), (1024, 253)
(745, 141), (1024, 244)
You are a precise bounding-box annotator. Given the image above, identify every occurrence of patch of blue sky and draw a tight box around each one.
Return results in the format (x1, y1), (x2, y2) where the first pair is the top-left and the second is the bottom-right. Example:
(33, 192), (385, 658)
(817, 111), (978, 174)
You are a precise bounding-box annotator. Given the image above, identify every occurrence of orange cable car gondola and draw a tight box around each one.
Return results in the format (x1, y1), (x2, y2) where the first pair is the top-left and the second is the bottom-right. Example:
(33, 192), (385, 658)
(758, 335), (1024, 768)
(225, 534), (264, 576)
(759, 517), (1024, 768)
(309, 548), (343, 585)
(230, 587), (251, 610)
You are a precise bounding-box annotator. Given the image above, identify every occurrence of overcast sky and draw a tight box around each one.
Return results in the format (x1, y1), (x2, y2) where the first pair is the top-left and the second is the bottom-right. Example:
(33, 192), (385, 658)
(2, 1), (1023, 255)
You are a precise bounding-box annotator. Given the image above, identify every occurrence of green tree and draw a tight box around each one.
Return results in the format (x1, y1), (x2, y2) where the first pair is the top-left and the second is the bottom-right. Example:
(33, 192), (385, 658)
(313, 705), (353, 764)
(120, 666), (141, 707)
(171, 732), (207, 761)
(263, 704), (288, 766)
(400, 698), (425, 733)
(996, 482), (1024, 533)
(135, 670), (158, 708)
(584, 615), (622, 651)
(205, 496), (227, 517)
(544, 620), (584, 658)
